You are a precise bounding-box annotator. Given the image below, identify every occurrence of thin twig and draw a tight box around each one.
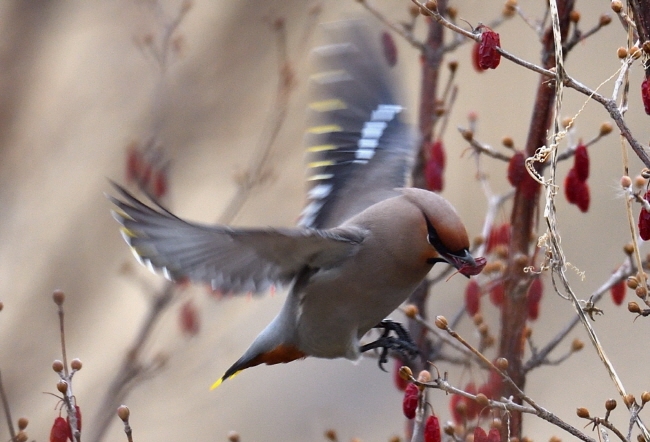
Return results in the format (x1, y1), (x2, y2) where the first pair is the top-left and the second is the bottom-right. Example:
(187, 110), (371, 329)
(435, 319), (596, 442)
(218, 19), (295, 224)
(458, 129), (512, 162)
(57, 303), (69, 378)
(361, 0), (425, 50)
(523, 260), (633, 372)
(0, 370), (16, 442)
(412, 0), (650, 168)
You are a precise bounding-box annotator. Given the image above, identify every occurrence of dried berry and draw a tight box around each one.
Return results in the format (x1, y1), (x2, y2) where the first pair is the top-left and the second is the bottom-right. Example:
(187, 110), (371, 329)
(458, 256), (487, 276)
(642, 78), (650, 115)
(507, 152), (526, 187)
(424, 415), (441, 442)
(575, 181), (590, 212)
(126, 145), (142, 183)
(487, 428), (501, 442)
(430, 139), (446, 169)
(152, 169), (168, 199)
(477, 27), (501, 70)
(574, 143), (589, 181)
(403, 383), (419, 419)
(381, 31), (398, 67)
(474, 427), (488, 442)
(450, 393), (466, 423)
(465, 280), (481, 316)
(393, 360), (408, 391)
(611, 279), (626, 306)
(565, 169), (590, 212)
(179, 300), (200, 336)
(472, 42), (485, 73)
(639, 191), (650, 240)
(486, 223), (511, 253)
(424, 159), (444, 192)
(489, 282), (505, 307)
(464, 382), (479, 419)
(50, 417), (69, 442)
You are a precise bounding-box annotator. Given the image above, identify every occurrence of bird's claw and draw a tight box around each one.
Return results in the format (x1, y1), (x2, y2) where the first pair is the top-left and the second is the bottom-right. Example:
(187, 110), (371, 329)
(359, 320), (419, 371)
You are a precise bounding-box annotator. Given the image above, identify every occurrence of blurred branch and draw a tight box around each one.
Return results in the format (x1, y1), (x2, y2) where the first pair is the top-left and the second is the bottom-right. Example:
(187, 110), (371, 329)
(93, 8), (312, 441)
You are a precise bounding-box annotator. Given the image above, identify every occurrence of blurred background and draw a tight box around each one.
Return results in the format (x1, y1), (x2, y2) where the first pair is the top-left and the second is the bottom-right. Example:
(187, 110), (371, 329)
(0, 0), (649, 440)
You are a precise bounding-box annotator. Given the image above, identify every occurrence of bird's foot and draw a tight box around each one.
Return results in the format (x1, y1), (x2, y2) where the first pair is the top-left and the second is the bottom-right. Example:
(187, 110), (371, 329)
(359, 320), (419, 372)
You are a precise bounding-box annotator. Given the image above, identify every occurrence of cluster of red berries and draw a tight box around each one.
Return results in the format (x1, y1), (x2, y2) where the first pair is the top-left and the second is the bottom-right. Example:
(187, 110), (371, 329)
(465, 223), (544, 320)
(564, 143), (590, 212)
(402, 382), (441, 442)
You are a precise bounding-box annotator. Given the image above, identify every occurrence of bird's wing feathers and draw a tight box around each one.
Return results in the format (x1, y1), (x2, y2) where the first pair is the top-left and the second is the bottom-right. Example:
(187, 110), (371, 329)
(109, 184), (365, 294)
(300, 21), (417, 229)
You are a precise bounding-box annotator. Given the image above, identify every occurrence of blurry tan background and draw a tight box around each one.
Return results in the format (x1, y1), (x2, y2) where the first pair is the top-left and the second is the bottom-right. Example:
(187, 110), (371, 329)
(1, 0), (649, 440)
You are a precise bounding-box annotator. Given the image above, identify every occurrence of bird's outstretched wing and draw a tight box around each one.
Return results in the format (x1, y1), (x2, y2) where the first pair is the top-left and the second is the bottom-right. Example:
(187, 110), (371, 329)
(109, 183), (365, 294)
(300, 21), (417, 229)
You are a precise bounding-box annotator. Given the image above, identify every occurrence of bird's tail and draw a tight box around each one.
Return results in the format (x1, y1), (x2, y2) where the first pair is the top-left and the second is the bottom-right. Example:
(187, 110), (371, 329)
(211, 343), (307, 389)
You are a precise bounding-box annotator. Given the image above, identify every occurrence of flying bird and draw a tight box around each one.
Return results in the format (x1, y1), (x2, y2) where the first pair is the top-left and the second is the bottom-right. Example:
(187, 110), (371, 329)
(109, 21), (484, 389)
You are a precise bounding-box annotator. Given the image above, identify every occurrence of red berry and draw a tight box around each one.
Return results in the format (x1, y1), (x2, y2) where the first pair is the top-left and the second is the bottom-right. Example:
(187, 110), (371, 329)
(487, 428), (501, 442)
(486, 223), (510, 252)
(152, 169), (168, 198)
(126, 147), (142, 183)
(450, 393), (464, 423)
(574, 181), (590, 212)
(564, 168), (579, 204)
(566, 167), (591, 212)
(611, 278), (626, 306)
(464, 382), (479, 419)
(507, 152), (526, 187)
(639, 191), (650, 240)
(179, 300), (200, 336)
(574, 143), (589, 181)
(471, 42), (485, 72)
(458, 256), (486, 276)
(381, 31), (398, 67)
(424, 415), (441, 442)
(429, 139), (446, 169)
(50, 417), (69, 442)
(424, 159), (444, 192)
(465, 280), (481, 316)
(477, 28), (501, 69)
(642, 78), (650, 115)
(393, 359), (408, 392)
(402, 383), (419, 419)
(489, 282), (504, 306)
(474, 427), (488, 442)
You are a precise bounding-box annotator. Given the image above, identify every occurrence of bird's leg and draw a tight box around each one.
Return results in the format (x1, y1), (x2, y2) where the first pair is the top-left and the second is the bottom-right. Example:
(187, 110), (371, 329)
(359, 320), (419, 372)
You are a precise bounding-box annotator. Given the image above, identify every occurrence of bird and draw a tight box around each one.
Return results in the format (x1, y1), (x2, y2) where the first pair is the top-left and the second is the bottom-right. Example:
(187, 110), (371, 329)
(108, 21), (485, 389)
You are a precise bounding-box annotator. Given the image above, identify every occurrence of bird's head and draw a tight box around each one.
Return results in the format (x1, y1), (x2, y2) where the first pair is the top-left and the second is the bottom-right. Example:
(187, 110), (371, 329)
(401, 188), (486, 277)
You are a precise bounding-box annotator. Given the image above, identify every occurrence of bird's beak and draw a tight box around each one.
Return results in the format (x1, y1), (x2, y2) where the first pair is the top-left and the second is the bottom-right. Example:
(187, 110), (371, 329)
(445, 249), (486, 277)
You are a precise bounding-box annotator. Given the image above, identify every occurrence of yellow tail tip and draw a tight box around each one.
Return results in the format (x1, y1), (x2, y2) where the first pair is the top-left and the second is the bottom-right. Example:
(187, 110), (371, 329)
(210, 370), (241, 390)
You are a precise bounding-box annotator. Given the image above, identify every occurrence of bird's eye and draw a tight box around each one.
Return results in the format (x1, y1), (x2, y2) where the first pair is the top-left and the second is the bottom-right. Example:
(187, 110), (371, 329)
(423, 213), (445, 252)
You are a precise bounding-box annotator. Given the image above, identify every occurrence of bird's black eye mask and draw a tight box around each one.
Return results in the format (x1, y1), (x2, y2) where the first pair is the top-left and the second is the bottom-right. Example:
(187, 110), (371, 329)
(423, 213), (462, 265)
